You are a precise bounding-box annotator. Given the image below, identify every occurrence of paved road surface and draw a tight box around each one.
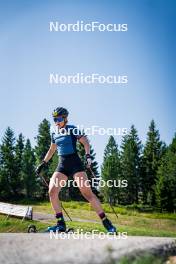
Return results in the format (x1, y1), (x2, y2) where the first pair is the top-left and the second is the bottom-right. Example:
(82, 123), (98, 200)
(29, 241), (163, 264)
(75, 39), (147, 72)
(0, 234), (175, 264)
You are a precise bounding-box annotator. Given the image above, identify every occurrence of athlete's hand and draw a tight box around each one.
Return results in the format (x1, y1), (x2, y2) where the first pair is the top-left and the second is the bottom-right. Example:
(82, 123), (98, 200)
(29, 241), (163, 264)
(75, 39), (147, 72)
(86, 154), (92, 168)
(35, 160), (46, 175)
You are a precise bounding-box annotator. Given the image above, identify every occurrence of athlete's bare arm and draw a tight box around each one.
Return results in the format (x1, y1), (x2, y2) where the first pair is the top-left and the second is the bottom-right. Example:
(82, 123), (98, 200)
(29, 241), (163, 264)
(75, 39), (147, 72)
(43, 143), (57, 163)
(78, 136), (90, 155)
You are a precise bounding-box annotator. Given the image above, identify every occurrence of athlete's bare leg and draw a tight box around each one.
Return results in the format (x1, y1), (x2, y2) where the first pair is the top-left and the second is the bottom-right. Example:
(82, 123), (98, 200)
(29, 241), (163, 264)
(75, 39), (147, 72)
(48, 172), (68, 213)
(73, 171), (104, 214)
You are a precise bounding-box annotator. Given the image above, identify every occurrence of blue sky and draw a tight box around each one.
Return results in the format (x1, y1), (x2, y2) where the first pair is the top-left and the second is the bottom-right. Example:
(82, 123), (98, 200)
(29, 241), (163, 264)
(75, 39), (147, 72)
(0, 0), (176, 166)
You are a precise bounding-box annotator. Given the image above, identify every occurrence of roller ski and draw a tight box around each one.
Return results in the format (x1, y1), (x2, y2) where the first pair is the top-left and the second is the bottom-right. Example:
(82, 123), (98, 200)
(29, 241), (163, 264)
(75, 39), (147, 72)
(27, 224), (74, 233)
(28, 220), (74, 233)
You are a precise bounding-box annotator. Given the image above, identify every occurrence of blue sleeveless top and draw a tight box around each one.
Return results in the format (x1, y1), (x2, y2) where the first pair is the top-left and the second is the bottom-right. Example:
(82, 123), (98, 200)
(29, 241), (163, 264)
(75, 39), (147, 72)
(50, 124), (83, 156)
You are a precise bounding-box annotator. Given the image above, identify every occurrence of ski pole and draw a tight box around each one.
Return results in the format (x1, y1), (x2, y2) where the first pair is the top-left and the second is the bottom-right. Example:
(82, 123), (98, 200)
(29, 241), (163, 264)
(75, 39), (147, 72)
(61, 203), (72, 221)
(108, 198), (118, 220)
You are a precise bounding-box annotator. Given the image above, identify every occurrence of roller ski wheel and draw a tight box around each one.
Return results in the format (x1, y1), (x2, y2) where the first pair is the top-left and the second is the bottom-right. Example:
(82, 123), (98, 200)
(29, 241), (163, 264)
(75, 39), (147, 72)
(27, 224), (37, 233)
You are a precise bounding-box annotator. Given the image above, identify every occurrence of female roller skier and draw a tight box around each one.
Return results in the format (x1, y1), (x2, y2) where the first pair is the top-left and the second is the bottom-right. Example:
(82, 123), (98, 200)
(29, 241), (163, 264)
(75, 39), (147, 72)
(36, 107), (117, 233)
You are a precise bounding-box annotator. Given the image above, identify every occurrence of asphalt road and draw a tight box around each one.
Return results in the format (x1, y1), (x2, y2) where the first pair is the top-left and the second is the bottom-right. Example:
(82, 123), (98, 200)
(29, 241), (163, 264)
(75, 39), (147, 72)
(0, 234), (175, 264)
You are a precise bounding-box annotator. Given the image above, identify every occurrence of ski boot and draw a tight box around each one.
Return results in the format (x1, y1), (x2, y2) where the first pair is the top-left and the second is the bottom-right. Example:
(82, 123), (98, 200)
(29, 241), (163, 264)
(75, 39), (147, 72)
(47, 219), (66, 233)
(102, 217), (117, 234)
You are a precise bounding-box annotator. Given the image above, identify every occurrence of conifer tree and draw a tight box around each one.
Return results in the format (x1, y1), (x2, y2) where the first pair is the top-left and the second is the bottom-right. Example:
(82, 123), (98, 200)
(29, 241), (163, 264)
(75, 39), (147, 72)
(0, 127), (17, 198)
(14, 133), (25, 197)
(21, 139), (36, 199)
(101, 136), (121, 205)
(155, 134), (176, 212)
(142, 120), (165, 205)
(35, 119), (51, 198)
(120, 125), (142, 204)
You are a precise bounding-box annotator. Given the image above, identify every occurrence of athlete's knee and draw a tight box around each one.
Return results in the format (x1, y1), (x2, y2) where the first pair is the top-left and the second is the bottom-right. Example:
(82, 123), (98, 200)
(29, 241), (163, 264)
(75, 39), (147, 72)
(48, 185), (58, 198)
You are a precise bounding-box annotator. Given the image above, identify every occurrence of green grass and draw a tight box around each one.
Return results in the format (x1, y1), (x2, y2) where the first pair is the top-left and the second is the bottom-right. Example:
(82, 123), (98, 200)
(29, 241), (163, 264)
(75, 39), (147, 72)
(0, 215), (47, 233)
(0, 215), (175, 237)
(1, 200), (176, 236)
(14, 199), (176, 220)
(118, 254), (164, 264)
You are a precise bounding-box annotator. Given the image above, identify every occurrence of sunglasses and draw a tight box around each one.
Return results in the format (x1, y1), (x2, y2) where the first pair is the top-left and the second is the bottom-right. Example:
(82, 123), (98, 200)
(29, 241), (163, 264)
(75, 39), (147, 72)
(53, 116), (64, 123)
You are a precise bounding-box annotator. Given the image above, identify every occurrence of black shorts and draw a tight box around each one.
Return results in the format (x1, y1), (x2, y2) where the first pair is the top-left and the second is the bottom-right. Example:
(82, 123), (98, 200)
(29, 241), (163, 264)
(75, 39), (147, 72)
(55, 153), (85, 178)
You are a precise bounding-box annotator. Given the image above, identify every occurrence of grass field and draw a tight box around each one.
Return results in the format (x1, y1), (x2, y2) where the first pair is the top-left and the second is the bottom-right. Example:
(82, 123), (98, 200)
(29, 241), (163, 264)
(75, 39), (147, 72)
(118, 253), (167, 264)
(0, 200), (176, 236)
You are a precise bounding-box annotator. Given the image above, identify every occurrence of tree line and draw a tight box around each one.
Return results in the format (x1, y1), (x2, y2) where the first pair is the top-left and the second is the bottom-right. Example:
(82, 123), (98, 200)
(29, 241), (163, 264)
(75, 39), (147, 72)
(101, 120), (176, 212)
(0, 119), (175, 212)
(0, 119), (99, 202)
